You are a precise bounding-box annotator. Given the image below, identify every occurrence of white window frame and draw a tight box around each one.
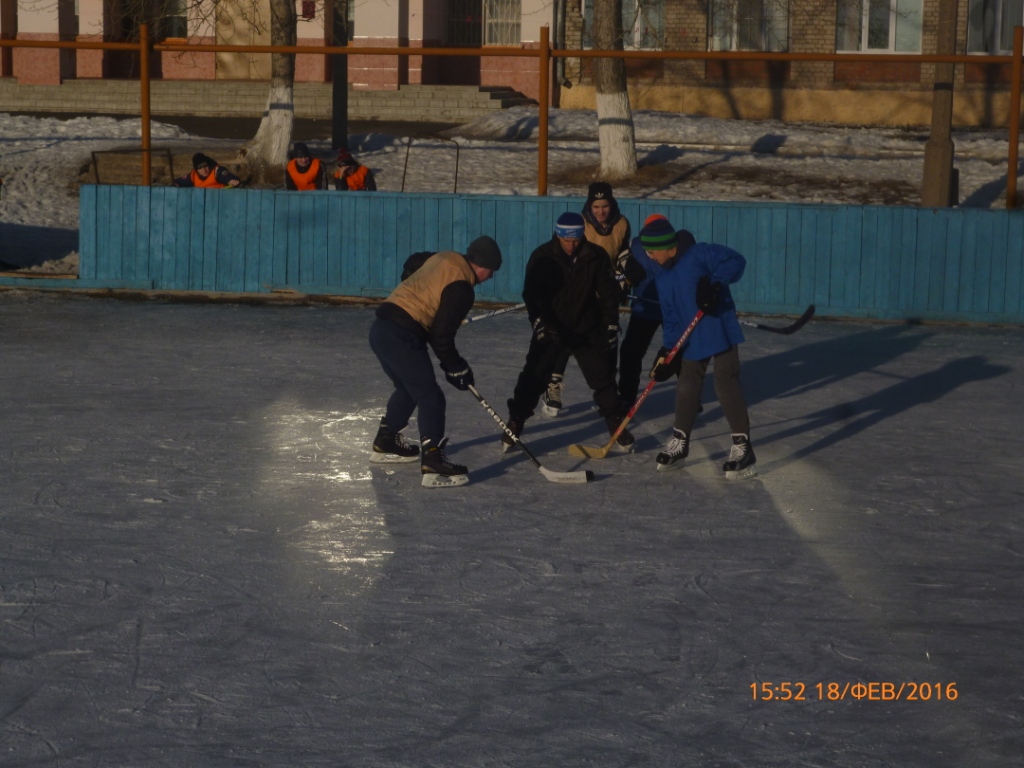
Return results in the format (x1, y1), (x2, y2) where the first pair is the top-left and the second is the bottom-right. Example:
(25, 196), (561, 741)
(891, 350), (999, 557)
(581, 0), (666, 51)
(835, 0), (922, 53)
(447, 0), (521, 46)
(708, 0), (789, 52)
(967, 0), (1024, 54)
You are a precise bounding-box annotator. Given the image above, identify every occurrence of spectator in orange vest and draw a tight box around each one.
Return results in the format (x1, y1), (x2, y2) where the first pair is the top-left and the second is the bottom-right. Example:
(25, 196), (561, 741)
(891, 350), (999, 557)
(332, 150), (377, 191)
(173, 153), (241, 188)
(285, 142), (328, 191)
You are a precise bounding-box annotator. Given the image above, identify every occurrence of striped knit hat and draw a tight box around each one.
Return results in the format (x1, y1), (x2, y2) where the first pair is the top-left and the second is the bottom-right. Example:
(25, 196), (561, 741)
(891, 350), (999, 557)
(639, 215), (677, 250)
(554, 212), (586, 239)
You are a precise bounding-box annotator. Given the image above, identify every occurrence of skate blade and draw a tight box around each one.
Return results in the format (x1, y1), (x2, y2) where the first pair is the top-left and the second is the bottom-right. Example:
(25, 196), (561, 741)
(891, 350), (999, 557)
(370, 452), (420, 464)
(540, 403), (563, 418)
(500, 441), (516, 454)
(656, 460), (685, 472)
(421, 473), (470, 488)
(608, 442), (635, 455)
(724, 466), (758, 480)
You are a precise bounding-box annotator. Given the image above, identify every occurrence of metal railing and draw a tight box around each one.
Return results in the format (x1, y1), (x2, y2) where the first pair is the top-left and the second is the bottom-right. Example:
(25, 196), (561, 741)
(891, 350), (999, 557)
(2, 25), (1022, 205)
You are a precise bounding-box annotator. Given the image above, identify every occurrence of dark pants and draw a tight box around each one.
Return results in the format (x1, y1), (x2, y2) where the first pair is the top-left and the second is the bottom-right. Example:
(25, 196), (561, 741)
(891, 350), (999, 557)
(368, 317), (446, 444)
(674, 345), (750, 437)
(510, 338), (624, 422)
(618, 314), (661, 404)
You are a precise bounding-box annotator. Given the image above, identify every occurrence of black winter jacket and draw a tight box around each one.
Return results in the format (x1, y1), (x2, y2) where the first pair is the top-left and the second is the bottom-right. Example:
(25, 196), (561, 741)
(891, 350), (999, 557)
(522, 237), (621, 347)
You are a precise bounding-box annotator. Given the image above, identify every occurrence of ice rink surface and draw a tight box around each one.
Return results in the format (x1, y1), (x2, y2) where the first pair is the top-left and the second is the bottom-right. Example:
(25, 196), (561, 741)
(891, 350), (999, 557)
(1, 293), (1022, 767)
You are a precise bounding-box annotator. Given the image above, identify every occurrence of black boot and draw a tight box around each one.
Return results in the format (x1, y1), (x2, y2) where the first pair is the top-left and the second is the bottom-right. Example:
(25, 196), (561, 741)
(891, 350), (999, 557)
(723, 433), (757, 479)
(420, 437), (469, 487)
(371, 421), (419, 463)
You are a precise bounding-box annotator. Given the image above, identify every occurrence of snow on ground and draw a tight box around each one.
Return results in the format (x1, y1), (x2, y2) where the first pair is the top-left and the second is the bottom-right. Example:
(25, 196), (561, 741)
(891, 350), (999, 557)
(0, 107), (1020, 271)
(0, 295), (1021, 766)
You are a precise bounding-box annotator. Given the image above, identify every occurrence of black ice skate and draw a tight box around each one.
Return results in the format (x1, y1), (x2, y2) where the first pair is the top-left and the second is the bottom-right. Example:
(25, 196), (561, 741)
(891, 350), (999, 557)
(604, 414), (635, 453)
(541, 374), (564, 417)
(370, 423), (420, 463)
(420, 437), (469, 488)
(500, 413), (525, 454)
(656, 428), (689, 472)
(723, 434), (757, 480)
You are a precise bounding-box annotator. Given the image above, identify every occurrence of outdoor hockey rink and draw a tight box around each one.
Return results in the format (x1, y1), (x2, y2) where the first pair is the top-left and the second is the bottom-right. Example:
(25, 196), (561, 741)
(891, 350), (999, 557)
(1, 293), (1021, 767)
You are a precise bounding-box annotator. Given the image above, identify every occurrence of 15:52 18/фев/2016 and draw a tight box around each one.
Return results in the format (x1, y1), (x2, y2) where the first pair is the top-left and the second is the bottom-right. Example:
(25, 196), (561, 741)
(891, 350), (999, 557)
(751, 681), (959, 701)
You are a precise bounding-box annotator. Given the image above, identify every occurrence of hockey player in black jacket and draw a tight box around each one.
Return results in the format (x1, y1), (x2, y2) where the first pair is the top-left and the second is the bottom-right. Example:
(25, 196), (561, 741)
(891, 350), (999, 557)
(503, 212), (635, 452)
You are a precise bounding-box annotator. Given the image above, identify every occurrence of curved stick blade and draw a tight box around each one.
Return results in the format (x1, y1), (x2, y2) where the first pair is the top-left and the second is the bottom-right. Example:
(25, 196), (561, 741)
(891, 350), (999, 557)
(568, 442), (612, 459)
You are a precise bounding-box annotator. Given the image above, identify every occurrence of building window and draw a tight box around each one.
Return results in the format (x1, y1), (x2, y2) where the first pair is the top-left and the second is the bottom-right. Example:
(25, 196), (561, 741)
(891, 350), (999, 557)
(967, 0), (1023, 53)
(157, 0), (188, 39)
(709, 0), (788, 51)
(835, 0), (922, 52)
(582, 0), (665, 50)
(447, 0), (521, 46)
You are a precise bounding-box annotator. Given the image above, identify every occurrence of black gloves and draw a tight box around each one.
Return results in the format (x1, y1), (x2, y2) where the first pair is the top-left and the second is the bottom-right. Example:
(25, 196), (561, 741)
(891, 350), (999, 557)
(532, 317), (561, 346)
(615, 250), (647, 287)
(607, 324), (620, 349)
(649, 346), (682, 382)
(696, 275), (722, 313)
(444, 360), (474, 391)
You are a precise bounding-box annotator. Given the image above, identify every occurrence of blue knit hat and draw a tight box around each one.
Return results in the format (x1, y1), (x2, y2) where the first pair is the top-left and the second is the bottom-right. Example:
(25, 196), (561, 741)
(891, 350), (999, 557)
(554, 212), (586, 239)
(639, 216), (678, 250)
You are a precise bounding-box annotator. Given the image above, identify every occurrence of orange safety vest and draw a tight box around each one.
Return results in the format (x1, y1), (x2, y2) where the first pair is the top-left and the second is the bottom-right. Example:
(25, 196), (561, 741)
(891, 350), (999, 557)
(336, 164), (371, 191)
(190, 167), (227, 189)
(287, 158), (322, 191)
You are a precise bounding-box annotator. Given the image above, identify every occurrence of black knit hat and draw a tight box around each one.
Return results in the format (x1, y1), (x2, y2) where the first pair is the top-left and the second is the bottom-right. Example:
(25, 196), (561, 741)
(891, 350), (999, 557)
(192, 153), (214, 171)
(586, 181), (614, 205)
(292, 142), (311, 159)
(465, 236), (503, 271)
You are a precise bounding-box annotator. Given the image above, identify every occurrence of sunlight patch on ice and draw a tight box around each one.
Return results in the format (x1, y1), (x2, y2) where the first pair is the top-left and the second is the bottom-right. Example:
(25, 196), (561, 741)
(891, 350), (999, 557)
(261, 398), (392, 581)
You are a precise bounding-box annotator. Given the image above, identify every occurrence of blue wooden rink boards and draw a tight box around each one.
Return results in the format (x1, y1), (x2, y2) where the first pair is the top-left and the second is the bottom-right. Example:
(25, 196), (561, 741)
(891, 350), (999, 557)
(63, 186), (1024, 324)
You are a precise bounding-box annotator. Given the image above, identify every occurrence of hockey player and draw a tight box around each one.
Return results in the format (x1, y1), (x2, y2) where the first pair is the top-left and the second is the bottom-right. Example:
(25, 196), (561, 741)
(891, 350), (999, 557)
(503, 212), (635, 453)
(368, 236), (503, 487)
(641, 216), (756, 478)
(541, 182), (636, 417)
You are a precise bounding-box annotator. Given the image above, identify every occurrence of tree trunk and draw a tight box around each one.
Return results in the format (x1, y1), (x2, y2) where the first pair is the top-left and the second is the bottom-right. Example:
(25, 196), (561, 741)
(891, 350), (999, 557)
(592, 0), (637, 180)
(243, 0), (296, 184)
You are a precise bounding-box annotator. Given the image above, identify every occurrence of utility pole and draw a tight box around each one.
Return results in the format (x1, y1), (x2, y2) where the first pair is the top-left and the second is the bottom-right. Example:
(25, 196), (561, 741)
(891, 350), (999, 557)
(921, 0), (958, 207)
(331, 0), (348, 151)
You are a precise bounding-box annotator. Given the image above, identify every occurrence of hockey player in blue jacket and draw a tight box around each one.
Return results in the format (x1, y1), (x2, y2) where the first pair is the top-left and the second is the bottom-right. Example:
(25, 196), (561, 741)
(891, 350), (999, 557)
(640, 216), (756, 478)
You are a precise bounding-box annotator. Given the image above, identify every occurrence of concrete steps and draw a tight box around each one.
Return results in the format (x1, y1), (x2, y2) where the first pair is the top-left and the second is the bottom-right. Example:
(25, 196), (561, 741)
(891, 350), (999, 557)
(0, 78), (535, 123)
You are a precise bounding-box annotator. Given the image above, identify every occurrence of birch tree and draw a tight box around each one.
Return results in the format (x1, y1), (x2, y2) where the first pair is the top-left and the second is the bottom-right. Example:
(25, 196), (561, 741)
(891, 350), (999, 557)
(591, 0), (637, 180)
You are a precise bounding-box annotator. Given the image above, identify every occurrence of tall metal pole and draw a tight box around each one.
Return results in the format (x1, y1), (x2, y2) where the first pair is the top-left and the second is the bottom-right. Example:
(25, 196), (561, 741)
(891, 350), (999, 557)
(331, 1), (349, 151)
(921, 0), (958, 207)
(538, 25), (550, 196)
(139, 23), (152, 187)
(1008, 27), (1023, 209)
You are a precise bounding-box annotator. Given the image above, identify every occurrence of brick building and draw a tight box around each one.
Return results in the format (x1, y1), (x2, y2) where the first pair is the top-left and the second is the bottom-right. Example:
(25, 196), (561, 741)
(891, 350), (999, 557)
(0, 0), (1021, 126)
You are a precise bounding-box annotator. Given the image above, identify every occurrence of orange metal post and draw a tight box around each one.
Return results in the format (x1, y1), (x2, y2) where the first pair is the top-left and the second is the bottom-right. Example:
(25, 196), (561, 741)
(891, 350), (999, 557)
(538, 26), (550, 197)
(1008, 27), (1023, 209)
(139, 24), (152, 187)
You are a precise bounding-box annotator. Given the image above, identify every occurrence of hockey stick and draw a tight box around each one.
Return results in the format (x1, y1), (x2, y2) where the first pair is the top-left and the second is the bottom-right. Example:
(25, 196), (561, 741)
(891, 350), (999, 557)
(468, 385), (593, 484)
(632, 297), (815, 336)
(463, 302), (527, 324)
(569, 310), (704, 460)
(738, 304), (816, 335)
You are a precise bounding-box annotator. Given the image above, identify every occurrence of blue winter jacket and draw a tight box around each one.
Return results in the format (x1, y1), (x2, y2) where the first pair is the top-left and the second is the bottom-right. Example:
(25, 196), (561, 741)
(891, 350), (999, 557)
(627, 236), (662, 322)
(655, 233), (746, 361)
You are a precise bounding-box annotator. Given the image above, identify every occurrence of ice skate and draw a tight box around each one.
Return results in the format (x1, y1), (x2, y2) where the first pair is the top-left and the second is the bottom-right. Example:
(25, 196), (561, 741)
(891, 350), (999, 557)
(370, 423), (420, 463)
(500, 414), (525, 454)
(723, 434), (757, 480)
(604, 414), (635, 454)
(656, 429), (689, 472)
(541, 374), (564, 417)
(420, 437), (469, 488)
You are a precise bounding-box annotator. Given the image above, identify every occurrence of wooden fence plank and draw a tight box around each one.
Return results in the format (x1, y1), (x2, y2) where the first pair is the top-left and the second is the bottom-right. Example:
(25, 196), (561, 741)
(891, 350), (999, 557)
(76, 187), (1024, 324)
